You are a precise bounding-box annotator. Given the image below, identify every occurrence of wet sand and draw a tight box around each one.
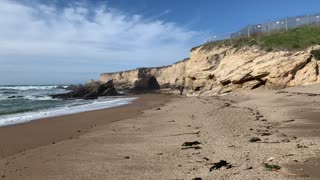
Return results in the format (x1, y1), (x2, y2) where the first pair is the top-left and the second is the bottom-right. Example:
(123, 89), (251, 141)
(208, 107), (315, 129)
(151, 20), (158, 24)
(0, 93), (172, 158)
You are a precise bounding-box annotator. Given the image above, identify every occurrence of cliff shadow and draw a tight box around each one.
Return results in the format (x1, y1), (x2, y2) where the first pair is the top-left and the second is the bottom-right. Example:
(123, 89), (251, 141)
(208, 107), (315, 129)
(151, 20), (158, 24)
(130, 76), (161, 93)
(147, 76), (160, 90)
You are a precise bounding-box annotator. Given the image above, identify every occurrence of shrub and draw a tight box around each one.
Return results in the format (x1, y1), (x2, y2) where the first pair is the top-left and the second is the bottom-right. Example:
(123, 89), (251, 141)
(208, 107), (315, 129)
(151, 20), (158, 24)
(265, 47), (273, 52)
(291, 43), (301, 49)
(248, 40), (258, 46)
(311, 49), (320, 60)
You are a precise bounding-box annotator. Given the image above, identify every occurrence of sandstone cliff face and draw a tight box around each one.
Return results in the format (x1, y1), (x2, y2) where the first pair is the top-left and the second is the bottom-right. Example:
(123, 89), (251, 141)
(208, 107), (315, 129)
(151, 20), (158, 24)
(100, 59), (188, 90)
(100, 45), (320, 95)
(186, 45), (320, 95)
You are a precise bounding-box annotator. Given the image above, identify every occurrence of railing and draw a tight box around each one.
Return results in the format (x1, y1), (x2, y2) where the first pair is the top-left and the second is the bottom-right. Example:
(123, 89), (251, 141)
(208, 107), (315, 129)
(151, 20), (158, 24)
(208, 13), (320, 42)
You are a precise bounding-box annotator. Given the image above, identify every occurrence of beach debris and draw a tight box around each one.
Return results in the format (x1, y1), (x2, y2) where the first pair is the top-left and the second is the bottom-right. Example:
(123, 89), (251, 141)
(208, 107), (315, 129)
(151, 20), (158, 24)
(291, 136), (298, 140)
(182, 141), (201, 146)
(284, 119), (295, 123)
(243, 166), (253, 170)
(202, 157), (210, 161)
(249, 137), (261, 142)
(182, 146), (202, 150)
(124, 156), (130, 159)
(156, 153), (163, 155)
(267, 157), (275, 162)
(284, 154), (294, 157)
(155, 108), (161, 110)
(209, 160), (233, 171)
(2, 175), (5, 178)
(281, 138), (291, 143)
(260, 132), (271, 136)
(77, 130), (81, 133)
(264, 163), (281, 171)
(52, 141), (56, 144)
(168, 120), (175, 123)
(296, 144), (308, 148)
(171, 131), (200, 137)
(192, 177), (202, 180)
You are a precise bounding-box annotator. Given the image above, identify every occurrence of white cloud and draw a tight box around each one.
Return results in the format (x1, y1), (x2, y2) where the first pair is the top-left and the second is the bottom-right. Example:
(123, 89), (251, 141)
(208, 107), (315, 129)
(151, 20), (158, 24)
(0, 0), (204, 84)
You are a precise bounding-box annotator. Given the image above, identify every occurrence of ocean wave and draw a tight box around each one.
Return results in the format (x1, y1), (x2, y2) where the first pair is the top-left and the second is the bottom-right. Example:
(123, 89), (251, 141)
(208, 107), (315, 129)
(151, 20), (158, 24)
(23, 95), (55, 101)
(0, 85), (68, 91)
(0, 95), (57, 101)
(0, 97), (137, 127)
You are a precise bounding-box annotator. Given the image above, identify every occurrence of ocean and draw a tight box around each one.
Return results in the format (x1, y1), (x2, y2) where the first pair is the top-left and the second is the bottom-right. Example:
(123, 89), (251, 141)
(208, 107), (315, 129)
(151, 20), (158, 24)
(0, 85), (136, 127)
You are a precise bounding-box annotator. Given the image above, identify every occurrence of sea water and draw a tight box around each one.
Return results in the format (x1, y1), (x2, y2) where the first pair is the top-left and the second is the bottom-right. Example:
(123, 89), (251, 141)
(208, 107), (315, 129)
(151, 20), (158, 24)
(0, 85), (136, 127)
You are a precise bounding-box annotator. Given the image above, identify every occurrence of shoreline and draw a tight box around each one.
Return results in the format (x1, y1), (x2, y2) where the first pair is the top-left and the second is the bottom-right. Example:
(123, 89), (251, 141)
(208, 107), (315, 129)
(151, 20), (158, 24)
(0, 93), (172, 158)
(0, 96), (138, 127)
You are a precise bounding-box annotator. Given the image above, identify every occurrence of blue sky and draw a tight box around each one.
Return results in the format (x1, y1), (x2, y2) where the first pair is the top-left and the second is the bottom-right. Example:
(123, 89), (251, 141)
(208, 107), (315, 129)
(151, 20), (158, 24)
(1, 0), (320, 85)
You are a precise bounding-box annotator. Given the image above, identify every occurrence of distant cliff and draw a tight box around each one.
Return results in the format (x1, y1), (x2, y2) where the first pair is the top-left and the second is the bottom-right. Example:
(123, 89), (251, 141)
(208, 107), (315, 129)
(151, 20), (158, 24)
(100, 59), (188, 90)
(100, 44), (320, 95)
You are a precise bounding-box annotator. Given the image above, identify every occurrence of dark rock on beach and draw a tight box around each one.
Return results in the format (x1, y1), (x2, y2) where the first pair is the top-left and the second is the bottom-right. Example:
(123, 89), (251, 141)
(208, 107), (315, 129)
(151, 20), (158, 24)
(249, 137), (261, 142)
(209, 160), (233, 171)
(182, 141), (201, 147)
(51, 80), (119, 100)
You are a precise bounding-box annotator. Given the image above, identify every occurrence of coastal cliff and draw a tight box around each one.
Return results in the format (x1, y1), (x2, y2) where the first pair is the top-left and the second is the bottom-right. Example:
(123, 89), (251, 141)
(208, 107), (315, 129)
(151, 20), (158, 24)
(100, 59), (188, 90)
(100, 44), (320, 95)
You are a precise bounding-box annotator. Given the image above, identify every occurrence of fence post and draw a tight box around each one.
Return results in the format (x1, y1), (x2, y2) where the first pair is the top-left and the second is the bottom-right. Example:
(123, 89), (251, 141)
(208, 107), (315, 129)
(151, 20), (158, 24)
(247, 25), (251, 38)
(285, 17), (288, 31)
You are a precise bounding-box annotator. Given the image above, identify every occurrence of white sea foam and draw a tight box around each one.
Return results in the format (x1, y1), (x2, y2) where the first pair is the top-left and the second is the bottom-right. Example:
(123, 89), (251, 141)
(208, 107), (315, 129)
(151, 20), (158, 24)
(0, 94), (56, 101)
(0, 97), (137, 127)
(0, 86), (66, 91)
(23, 95), (55, 101)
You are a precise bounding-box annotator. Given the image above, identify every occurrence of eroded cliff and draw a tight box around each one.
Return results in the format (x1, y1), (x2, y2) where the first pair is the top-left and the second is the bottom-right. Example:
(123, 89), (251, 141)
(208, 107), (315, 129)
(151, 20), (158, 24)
(100, 59), (188, 90)
(100, 44), (320, 95)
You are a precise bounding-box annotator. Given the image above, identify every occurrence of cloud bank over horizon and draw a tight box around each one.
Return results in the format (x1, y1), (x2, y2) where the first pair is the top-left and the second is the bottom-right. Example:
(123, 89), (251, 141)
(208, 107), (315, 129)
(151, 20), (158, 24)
(0, 0), (204, 85)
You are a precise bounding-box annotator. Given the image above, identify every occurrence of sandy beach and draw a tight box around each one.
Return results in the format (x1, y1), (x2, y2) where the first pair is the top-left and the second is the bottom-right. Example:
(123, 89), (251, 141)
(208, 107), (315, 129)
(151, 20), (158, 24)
(0, 88), (320, 179)
(0, 94), (172, 158)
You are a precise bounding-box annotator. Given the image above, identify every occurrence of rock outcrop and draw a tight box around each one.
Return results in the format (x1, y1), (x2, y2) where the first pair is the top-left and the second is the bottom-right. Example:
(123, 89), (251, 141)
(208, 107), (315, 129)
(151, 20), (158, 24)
(51, 80), (119, 100)
(100, 45), (320, 95)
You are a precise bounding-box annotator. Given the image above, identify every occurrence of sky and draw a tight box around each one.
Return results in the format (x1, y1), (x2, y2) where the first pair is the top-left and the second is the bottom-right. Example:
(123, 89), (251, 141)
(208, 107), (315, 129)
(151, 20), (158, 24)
(1, 0), (320, 85)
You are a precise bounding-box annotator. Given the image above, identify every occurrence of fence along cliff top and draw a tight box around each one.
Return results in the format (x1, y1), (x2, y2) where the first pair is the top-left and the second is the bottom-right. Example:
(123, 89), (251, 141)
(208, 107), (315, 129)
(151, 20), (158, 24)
(209, 13), (320, 42)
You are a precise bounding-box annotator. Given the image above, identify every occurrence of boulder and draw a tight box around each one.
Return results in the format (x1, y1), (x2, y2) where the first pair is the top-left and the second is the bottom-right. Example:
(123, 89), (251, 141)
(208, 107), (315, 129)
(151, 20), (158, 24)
(51, 80), (119, 100)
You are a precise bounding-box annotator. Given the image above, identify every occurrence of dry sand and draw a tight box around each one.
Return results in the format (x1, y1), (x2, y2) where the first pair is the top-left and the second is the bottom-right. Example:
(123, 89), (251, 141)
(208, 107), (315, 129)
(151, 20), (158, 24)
(0, 88), (320, 179)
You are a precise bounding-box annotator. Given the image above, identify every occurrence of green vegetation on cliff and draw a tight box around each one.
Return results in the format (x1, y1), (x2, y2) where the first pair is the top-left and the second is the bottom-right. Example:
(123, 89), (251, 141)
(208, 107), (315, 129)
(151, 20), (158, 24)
(311, 49), (320, 60)
(194, 25), (320, 52)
